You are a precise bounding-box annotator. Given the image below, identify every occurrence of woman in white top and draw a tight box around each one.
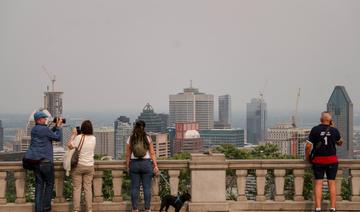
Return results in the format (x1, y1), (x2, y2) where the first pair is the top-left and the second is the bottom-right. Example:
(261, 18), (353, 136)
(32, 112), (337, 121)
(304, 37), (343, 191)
(126, 120), (159, 212)
(67, 120), (96, 212)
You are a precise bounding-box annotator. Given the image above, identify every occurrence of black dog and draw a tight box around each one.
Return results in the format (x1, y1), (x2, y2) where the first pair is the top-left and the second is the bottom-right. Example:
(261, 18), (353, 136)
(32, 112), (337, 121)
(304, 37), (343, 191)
(159, 193), (191, 212)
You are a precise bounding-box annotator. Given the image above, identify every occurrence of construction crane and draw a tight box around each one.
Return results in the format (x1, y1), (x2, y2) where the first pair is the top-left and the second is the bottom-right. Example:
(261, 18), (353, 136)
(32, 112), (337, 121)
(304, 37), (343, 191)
(291, 88), (301, 128)
(42, 65), (56, 92)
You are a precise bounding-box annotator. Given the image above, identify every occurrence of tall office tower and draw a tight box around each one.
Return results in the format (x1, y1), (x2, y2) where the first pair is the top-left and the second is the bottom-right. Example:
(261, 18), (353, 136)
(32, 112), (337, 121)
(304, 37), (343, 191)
(246, 98), (267, 145)
(169, 83), (214, 130)
(44, 85), (63, 118)
(174, 122), (203, 154)
(215, 95), (231, 129)
(0, 120), (3, 151)
(327, 86), (353, 159)
(266, 123), (310, 158)
(94, 127), (115, 158)
(114, 116), (132, 159)
(137, 103), (166, 133)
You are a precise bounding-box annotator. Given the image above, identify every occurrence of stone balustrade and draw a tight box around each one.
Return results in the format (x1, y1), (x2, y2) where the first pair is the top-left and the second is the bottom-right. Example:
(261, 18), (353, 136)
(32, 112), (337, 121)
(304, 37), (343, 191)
(0, 155), (359, 211)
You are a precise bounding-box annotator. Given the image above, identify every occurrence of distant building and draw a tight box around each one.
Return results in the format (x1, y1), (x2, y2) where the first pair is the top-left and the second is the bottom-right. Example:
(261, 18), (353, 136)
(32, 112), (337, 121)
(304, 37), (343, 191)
(199, 129), (245, 150)
(44, 86), (63, 118)
(169, 83), (214, 130)
(114, 116), (132, 159)
(167, 127), (176, 157)
(158, 113), (169, 128)
(149, 132), (170, 158)
(246, 98), (267, 145)
(137, 103), (166, 133)
(62, 124), (73, 149)
(266, 123), (310, 158)
(216, 95), (231, 129)
(327, 86), (354, 159)
(20, 136), (31, 152)
(94, 127), (115, 158)
(174, 122), (203, 154)
(0, 120), (3, 151)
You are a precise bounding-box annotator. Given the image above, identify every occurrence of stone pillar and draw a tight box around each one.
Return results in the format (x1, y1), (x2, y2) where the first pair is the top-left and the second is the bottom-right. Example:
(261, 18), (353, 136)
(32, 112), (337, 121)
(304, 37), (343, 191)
(168, 170), (180, 196)
(256, 169), (267, 201)
(0, 172), (6, 204)
(54, 169), (66, 203)
(151, 174), (160, 202)
(351, 170), (360, 202)
(189, 154), (229, 212)
(14, 171), (26, 204)
(274, 169), (286, 202)
(112, 170), (123, 202)
(93, 170), (104, 203)
(293, 169), (304, 201)
(236, 169), (248, 201)
(336, 169), (343, 201)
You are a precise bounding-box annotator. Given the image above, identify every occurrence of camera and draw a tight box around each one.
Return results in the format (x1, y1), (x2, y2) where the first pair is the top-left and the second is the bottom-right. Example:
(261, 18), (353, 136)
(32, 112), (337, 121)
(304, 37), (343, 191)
(76, 126), (81, 135)
(53, 117), (66, 124)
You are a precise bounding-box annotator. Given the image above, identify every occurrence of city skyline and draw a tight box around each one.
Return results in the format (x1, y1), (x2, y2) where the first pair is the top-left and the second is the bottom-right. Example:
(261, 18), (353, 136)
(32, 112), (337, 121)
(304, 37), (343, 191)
(1, 1), (360, 114)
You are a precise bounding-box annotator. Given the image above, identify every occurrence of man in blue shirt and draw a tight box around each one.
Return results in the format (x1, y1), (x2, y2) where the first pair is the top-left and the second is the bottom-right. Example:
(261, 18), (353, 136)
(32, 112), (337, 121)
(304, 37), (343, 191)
(25, 111), (63, 212)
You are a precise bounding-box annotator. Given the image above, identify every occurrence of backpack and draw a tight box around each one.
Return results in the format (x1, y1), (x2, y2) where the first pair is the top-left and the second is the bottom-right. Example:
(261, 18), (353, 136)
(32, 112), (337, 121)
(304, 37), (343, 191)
(131, 135), (149, 158)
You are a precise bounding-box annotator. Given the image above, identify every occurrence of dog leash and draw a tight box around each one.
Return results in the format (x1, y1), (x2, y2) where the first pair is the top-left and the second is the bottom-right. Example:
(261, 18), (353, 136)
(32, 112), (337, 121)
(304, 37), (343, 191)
(159, 171), (171, 187)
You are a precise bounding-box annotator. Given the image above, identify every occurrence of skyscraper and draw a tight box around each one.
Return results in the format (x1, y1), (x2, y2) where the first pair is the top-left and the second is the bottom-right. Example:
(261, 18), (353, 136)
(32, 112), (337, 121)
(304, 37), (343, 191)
(246, 98), (267, 145)
(137, 103), (166, 133)
(169, 83), (214, 130)
(327, 86), (353, 159)
(114, 116), (132, 159)
(44, 85), (63, 118)
(215, 95), (231, 129)
(0, 120), (3, 151)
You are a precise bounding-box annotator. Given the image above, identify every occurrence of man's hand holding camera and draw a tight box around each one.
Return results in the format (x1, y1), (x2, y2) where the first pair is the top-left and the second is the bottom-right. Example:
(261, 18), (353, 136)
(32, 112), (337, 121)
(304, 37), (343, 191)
(54, 117), (64, 127)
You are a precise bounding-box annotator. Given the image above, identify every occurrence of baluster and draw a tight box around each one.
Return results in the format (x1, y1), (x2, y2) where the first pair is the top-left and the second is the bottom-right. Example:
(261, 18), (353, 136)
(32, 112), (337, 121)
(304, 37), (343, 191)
(256, 169), (267, 201)
(274, 169), (286, 201)
(54, 169), (65, 203)
(112, 170), (123, 202)
(152, 174), (160, 202)
(93, 170), (104, 203)
(14, 171), (26, 203)
(236, 169), (248, 201)
(351, 170), (360, 202)
(336, 168), (343, 201)
(293, 169), (304, 201)
(0, 172), (6, 204)
(169, 170), (180, 196)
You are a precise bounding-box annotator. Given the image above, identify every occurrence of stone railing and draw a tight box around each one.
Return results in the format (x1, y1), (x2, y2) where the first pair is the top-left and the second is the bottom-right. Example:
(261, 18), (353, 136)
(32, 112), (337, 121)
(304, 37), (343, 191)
(0, 155), (360, 212)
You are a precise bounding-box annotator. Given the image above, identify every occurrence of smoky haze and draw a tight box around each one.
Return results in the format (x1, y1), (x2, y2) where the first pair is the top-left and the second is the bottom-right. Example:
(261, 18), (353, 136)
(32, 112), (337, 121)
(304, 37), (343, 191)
(0, 0), (359, 115)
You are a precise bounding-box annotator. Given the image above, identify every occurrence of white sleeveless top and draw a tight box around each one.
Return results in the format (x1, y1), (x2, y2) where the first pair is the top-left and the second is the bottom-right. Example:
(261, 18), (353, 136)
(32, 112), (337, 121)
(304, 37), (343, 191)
(126, 135), (152, 159)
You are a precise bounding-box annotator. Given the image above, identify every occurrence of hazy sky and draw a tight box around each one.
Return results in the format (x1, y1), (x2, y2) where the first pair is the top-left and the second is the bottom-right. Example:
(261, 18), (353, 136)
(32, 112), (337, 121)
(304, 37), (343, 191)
(1, 0), (359, 115)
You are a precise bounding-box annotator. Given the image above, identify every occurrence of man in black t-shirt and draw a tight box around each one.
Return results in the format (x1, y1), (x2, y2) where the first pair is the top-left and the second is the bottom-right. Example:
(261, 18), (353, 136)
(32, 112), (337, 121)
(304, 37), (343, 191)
(305, 111), (343, 212)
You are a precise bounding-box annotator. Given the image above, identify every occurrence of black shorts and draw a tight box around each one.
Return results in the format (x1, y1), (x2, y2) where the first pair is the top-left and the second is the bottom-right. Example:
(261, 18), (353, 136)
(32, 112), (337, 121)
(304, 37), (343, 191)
(312, 163), (338, 180)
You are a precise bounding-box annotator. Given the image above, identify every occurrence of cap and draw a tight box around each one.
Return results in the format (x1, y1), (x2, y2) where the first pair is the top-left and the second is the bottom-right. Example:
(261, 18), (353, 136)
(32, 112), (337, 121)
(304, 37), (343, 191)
(34, 111), (48, 120)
